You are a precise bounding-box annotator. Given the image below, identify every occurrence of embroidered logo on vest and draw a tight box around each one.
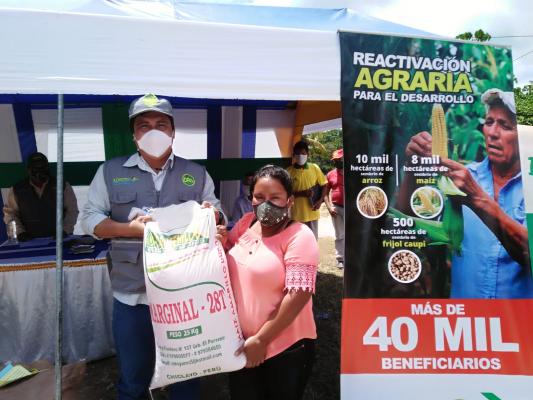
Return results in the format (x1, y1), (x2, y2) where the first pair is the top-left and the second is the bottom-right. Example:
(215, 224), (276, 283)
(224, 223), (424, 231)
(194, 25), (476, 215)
(112, 177), (140, 185)
(181, 174), (196, 187)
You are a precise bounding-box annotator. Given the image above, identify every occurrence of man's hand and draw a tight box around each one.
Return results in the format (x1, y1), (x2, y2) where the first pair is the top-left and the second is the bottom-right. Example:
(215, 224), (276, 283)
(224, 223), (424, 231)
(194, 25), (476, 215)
(17, 232), (33, 242)
(440, 158), (485, 205)
(328, 205), (338, 217)
(201, 201), (223, 225)
(312, 200), (323, 211)
(128, 215), (152, 237)
(406, 131), (432, 158)
(235, 335), (267, 368)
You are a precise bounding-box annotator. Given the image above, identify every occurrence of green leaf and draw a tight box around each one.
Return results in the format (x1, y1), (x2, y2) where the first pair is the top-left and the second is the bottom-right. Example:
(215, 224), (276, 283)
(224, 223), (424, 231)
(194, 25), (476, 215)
(437, 176), (467, 196)
(442, 198), (464, 255)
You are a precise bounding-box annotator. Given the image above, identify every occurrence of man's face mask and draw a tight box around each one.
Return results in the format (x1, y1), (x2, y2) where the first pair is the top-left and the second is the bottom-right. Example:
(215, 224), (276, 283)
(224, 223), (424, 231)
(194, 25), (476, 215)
(253, 200), (289, 227)
(334, 160), (343, 169)
(294, 154), (308, 166)
(136, 129), (173, 158)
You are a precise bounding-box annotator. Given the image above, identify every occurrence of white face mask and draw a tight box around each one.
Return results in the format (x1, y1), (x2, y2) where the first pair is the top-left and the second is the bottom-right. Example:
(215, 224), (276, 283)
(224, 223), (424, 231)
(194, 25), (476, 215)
(294, 154), (308, 166)
(136, 129), (173, 158)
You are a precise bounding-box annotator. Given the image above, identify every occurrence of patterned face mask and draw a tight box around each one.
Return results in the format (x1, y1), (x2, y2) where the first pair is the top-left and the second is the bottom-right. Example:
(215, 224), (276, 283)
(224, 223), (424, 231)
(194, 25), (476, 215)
(253, 200), (289, 227)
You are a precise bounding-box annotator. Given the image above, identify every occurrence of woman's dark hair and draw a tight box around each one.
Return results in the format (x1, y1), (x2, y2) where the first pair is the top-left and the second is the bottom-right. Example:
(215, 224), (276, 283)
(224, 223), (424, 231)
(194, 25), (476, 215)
(250, 165), (293, 197)
(292, 140), (309, 154)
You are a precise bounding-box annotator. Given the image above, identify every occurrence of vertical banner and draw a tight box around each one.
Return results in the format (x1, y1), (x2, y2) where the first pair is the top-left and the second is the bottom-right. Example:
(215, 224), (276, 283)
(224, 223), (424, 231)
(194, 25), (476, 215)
(518, 124), (533, 260)
(339, 32), (533, 400)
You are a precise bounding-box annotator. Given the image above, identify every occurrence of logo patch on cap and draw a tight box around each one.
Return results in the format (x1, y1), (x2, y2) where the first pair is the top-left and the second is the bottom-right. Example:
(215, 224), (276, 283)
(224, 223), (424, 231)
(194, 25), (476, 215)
(142, 94), (160, 107)
(182, 174), (196, 187)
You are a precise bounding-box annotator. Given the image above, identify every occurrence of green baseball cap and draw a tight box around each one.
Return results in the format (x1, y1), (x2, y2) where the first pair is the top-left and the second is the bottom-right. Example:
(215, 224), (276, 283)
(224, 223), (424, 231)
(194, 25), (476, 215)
(128, 94), (174, 120)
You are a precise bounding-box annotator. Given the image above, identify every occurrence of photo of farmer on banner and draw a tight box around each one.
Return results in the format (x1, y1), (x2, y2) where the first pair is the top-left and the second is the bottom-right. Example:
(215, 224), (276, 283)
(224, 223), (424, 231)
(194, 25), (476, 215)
(397, 89), (533, 299)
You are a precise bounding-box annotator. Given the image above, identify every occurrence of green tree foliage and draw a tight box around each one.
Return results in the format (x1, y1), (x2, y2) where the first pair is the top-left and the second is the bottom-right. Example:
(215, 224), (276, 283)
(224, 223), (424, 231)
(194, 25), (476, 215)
(306, 129), (342, 174)
(456, 29), (492, 42)
(456, 29), (533, 126)
(515, 84), (533, 125)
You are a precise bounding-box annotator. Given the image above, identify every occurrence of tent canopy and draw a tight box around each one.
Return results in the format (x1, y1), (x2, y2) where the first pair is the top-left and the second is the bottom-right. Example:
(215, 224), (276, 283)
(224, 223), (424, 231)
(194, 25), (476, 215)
(0, 1), (438, 240)
(0, 0), (433, 100)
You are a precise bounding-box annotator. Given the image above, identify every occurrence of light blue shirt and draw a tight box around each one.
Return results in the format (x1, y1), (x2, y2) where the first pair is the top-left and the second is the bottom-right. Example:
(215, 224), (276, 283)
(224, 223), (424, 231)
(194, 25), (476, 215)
(230, 193), (253, 226)
(451, 157), (533, 299)
(80, 152), (223, 305)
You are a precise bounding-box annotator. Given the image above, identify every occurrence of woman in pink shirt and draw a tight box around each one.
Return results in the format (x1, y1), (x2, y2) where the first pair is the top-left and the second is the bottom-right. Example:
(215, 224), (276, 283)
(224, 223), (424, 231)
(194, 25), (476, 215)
(221, 165), (318, 400)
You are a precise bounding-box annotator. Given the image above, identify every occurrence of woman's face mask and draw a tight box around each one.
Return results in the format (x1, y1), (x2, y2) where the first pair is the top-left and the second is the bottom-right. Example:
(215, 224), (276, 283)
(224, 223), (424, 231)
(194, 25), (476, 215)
(253, 200), (289, 227)
(294, 154), (308, 166)
(136, 129), (173, 158)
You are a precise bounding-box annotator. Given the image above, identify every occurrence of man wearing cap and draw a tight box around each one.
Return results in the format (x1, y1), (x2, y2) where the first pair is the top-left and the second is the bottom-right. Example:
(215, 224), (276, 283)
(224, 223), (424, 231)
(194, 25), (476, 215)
(3, 152), (79, 241)
(81, 94), (224, 399)
(324, 149), (345, 269)
(404, 89), (533, 298)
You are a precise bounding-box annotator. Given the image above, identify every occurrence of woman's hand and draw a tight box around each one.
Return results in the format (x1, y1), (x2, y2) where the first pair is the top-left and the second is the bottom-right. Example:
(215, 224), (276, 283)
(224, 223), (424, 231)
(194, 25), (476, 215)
(235, 335), (267, 368)
(328, 205), (338, 217)
(216, 225), (228, 246)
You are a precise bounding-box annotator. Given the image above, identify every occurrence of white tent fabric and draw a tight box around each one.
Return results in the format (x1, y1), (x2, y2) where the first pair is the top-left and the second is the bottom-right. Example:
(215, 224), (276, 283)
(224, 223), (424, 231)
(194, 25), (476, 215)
(32, 108), (105, 162)
(0, 1), (433, 100)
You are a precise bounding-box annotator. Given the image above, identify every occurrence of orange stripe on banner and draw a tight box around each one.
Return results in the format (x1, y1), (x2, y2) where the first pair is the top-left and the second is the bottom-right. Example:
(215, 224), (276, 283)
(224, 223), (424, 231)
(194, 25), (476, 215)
(341, 299), (533, 376)
(0, 258), (107, 272)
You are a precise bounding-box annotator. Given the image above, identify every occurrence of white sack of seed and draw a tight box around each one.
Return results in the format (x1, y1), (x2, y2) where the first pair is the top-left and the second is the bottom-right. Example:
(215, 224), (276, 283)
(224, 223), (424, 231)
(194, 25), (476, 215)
(143, 201), (245, 389)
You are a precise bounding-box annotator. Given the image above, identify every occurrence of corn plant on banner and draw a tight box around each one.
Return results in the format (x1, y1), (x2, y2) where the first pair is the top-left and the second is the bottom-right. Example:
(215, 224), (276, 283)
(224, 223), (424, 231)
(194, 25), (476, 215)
(339, 31), (533, 400)
(143, 201), (245, 390)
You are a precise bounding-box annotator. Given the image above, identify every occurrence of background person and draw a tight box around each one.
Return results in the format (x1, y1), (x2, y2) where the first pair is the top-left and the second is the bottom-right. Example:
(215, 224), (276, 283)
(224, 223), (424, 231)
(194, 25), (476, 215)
(81, 94), (224, 400)
(324, 148), (345, 269)
(286, 140), (327, 239)
(402, 89), (533, 298)
(222, 165), (318, 400)
(3, 152), (78, 241)
(230, 171), (254, 226)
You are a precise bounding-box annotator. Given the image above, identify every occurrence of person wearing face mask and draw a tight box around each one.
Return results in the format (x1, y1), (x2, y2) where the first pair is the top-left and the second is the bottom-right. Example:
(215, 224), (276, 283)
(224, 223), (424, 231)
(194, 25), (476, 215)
(324, 149), (345, 269)
(230, 171), (255, 227)
(3, 152), (79, 241)
(286, 140), (328, 239)
(400, 89), (533, 299)
(81, 94), (224, 400)
(219, 165), (318, 400)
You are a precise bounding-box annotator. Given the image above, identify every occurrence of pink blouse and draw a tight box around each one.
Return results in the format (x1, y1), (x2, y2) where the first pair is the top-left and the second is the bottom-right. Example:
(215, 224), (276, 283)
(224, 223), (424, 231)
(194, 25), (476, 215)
(226, 212), (318, 359)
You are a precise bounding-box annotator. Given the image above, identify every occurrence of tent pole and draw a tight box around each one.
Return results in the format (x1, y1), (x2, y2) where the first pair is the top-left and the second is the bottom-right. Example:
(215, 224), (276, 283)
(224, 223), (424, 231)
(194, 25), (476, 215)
(55, 93), (64, 400)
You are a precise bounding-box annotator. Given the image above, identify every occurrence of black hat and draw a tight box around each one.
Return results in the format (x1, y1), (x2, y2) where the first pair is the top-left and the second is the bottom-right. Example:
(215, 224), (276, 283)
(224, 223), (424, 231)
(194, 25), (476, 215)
(27, 152), (49, 171)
